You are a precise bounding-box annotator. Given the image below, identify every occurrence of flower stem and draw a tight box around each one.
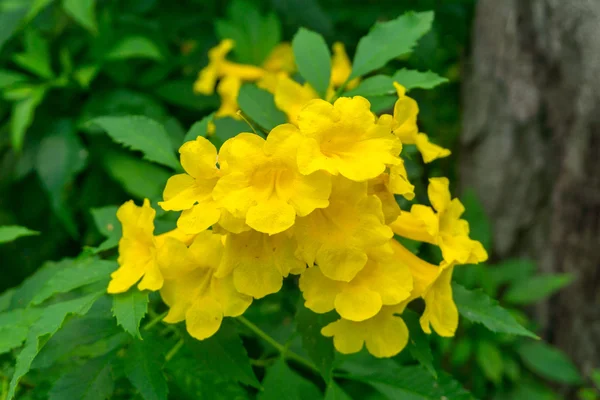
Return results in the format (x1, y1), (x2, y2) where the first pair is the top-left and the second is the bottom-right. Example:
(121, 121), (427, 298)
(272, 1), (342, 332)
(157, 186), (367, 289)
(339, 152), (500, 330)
(237, 316), (321, 375)
(142, 310), (169, 331)
(165, 338), (184, 362)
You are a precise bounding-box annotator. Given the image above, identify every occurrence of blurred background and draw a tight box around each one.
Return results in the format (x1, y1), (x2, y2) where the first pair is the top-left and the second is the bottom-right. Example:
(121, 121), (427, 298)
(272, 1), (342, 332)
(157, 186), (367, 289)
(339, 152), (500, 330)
(0, 0), (598, 399)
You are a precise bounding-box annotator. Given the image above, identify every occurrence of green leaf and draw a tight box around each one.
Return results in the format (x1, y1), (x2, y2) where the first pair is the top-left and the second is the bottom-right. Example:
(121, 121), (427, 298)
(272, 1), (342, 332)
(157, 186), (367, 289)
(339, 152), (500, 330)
(184, 113), (214, 143)
(343, 364), (474, 400)
(295, 304), (336, 381)
(476, 341), (503, 384)
(0, 69), (29, 90)
(292, 28), (331, 98)
(350, 11), (434, 79)
(324, 381), (352, 400)
(7, 292), (102, 399)
(0, 308), (43, 354)
(30, 258), (116, 305)
(518, 341), (582, 384)
(503, 274), (574, 305)
(12, 30), (54, 79)
(102, 151), (170, 200)
(238, 84), (287, 131)
(344, 75), (394, 97)
(452, 283), (538, 338)
(90, 116), (179, 169)
(106, 36), (163, 61)
(125, 338), (168, 400)
(154, 80), (220, 111)
(35, 123), (88, 236)
(404, 310), (436, 378)
(91, 206), (121, 252)
(186, 320), (260, 389)
(10, 259), (74, 309)
(391, 69), (448, 91)
(0, 7), (27, 52)
(111, 289), (149, 339)
(366, 95), (396, 114)
(0, 225), (39, 244)
(11, 86), (45, 151)
(210, 117), (250, 149)
(62, 0), (97, 33)
(49, 356), (114, 400)
(482, 259), (536, 297)
(259, 358), (321, 400)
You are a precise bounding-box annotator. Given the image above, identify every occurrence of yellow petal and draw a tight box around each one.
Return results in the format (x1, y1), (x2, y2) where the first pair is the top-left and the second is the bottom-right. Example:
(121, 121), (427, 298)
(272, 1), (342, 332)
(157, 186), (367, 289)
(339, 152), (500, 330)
(299, 266), (341, 314)
(179, 136), (219, 179)
(217, 209), (250, 234)
(177, 202), (221, 234)
(233, 259), (282, 299)
(210, 273), (252, 317)
(334, 285), (382, 321)
(218, 133), (266, 172)
(215, 75), (242, 118)
(330, 42), (353, 88)
(416, 133), (451, 164)
(188, 230), (224, 268)
(161, 267), (211, 323)
(321, 319), (365, 355)
(137, 259), (163, 291)
(364, 310), (409, 358)
(185, 296), (223, 340)
(262, 42), (295, 73)
(107, 261), (145, 294)
(390, 206), (438, 244)
(155, 237), (196, 279)
(388, 162), (415, 200)
(117, 199), (155, 239)
(390, 240), (440, 299)
(316, 244), (368, 282)
(246, 197), (296, 235)
(420, 266), (458, 337)
(274, 75), (319, 125)
(159, 174), (202, 211)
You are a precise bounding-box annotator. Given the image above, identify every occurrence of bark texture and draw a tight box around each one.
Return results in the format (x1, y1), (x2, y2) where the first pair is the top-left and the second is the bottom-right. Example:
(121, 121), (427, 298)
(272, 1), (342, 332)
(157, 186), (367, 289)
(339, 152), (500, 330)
(462, 0), (600, 375)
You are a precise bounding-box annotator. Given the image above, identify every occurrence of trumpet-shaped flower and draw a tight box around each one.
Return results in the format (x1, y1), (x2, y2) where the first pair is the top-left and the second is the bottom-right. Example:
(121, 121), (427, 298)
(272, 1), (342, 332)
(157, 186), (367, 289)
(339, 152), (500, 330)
(391, 239), (458, 337)
(262, 42), (295, 74)
(368, 161), (415, 224)
(321, 303), (409, 358)
(300, 244), (412, 321)
(216, 230), (305, 299)
(274, 75), (320, 125)
(330, 42), (360, 90)
(294, 177), (393, 282)
(379, 83), (451, 163)
(391, 178), (488, 265)
(296, 96), (402, 182)
(213, 126), (331, 235)
(215, 75), (243, 118)
(107, 199), (195, 293)
(160, 231), (252, 340)
(159, 137), (222, 234)
(193, 39), (264, 95)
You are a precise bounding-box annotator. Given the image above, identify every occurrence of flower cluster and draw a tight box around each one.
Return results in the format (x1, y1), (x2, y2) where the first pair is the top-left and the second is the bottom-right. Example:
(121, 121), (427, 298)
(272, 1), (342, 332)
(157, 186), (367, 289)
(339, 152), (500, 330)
(107, 75), (487, 357)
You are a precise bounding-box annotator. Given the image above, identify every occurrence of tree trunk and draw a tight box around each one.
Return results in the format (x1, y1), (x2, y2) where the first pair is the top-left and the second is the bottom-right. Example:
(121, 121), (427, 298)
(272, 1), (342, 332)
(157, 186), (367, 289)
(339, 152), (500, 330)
(461, 0), (600, 376)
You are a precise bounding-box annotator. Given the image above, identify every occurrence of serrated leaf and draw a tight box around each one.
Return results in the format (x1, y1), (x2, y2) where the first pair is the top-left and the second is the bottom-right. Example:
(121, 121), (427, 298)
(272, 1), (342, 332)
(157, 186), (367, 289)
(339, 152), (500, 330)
(324, 381), (352, 400)
(7, 292), (102, 399)
(404, 310), (436, 378)
(292, 28), (331, 98)
(12, 30), (54, 79)
(30, 258), (117, 305)
(259, 358), (321, 400)
(342, 364), (474, 400)
(91, 206), (120, 252)
(476, 341), (503, 384)
(0, 308), (43, 354)
(344, 75), (394, 97)
(10, 259), (74, 309)
(125, 338), (168, 400)
(112, 289), (149, 339)
(90, 116), (179, 169)
(0, 225), (39, 244)
(518, 341), (582, 384)
(49, 356), (114, 400)
(452, 283), (537, 338)
(184, 113), (214, 143)
(350, 11), (434, 79)
(482, 259), (536, 297)
(186, 320), (260, 389)
(295, 303), (336, 381)
(102, 151), (170, 200)
(106, 36), (163, 61)
(238, 84), (287, 132)
(391, 69), (448, 91)
(503, 274), (574, 305)
(35, 122), (88, 236)
(62, 0), (97, 34)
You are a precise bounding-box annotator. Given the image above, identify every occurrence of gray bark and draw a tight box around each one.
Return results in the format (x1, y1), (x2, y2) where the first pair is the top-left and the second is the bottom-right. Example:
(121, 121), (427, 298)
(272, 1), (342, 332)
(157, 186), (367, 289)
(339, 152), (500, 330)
(461, 0), (600, 375)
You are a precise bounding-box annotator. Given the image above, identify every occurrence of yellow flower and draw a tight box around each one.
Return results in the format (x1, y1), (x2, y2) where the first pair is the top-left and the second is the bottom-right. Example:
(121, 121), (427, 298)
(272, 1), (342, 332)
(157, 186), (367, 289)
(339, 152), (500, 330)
(300, 243), (412, 321)
(159, 137), (222, 234)
(262, 42), (295, 74)
(160, 230), (252, 340)
(296, 96), (402, 182)
(107, 199), (195, 293)
(391, 177), (488, 265)
(368, 161), (415, 225)
(213, 126), (331, 235)
(330, 42), (359, 90)
(321, 303), (409, 358)
(274, 74), (319, 125)
(193, 39), (264, 95)
(294, 177), (393, 282)
(216, 230), (305, 299)
(391, 239), (458, 337)
(382, 83), (451, 163)
(215, 75), (243, 118)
